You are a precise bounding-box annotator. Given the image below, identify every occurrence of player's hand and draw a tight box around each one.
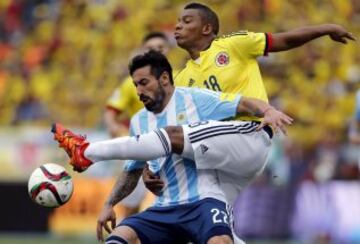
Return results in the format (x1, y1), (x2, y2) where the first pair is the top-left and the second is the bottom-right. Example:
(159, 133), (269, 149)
(257, 107), (293, 135)
(142, 165), (164, 196)
(327, 24), (356, 44)
(96, 203), (116, 242)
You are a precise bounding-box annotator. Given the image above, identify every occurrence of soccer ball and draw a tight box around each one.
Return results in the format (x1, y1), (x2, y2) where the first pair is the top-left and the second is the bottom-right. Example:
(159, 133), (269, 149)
(28, 163), (73, 208)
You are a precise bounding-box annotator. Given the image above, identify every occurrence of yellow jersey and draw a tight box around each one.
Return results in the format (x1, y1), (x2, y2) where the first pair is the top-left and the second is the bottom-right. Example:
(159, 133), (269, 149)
(106, 76), (143, 118)
(175, 31), (270, 121)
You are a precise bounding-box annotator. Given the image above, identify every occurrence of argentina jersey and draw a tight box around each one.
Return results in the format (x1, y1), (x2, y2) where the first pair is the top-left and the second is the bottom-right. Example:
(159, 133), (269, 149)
(123, 87), (241, 207)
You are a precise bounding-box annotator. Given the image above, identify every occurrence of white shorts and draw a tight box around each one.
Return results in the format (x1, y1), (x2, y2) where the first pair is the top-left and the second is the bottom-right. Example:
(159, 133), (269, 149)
(182, 120), (272, 204)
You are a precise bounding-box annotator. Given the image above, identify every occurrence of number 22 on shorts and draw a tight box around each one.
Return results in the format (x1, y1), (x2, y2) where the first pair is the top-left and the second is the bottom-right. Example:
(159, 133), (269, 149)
(210, 208), (229, 224)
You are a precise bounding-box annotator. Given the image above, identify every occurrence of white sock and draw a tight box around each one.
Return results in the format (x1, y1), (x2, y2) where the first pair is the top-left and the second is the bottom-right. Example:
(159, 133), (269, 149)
(84, 129), (171, 163)
(233, 234), (246, 244)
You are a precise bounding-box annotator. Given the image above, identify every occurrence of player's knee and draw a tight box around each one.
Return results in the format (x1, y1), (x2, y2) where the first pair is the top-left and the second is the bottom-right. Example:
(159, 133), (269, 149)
(105, 235), (128, 244)
(164, 126), (184, 154)
(207, 234), (233, 244)
(109, 226), (139, 244)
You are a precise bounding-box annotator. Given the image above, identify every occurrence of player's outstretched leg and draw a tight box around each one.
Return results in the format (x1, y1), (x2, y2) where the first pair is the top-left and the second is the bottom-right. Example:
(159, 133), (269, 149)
(51, 123), (180, 172)
(52, 122), (242, 173)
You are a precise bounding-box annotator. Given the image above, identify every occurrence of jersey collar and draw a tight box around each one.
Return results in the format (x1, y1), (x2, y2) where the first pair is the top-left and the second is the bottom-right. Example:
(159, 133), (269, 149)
(189, 40), (214, 66)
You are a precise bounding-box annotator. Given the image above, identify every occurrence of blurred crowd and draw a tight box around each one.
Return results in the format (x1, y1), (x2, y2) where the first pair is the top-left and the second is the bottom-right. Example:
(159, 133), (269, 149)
(1, 0), (360, 179)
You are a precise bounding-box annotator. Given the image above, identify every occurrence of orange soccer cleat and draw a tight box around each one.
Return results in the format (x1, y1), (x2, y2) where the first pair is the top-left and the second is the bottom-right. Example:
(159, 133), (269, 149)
(51, 123), (93, 172)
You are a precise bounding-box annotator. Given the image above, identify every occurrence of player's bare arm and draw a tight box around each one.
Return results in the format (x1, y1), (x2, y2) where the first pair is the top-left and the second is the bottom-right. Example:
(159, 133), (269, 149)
(237, 97), (293, 134)
(96, 169), (142, 241)
(271, 24), (355, 52)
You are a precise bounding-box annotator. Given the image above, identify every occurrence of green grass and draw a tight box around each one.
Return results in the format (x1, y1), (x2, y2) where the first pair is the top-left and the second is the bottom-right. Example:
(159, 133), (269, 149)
(0, 234), (99, 244)
(0, 234), (296, 244)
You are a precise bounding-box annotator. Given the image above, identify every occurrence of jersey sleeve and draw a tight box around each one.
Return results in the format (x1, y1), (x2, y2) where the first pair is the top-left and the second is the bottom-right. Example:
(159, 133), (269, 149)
(123, 120), (146, 172)
(106, 76), (133, 111)
(225, 31), (269, 58)
(189, 88), (241, 121)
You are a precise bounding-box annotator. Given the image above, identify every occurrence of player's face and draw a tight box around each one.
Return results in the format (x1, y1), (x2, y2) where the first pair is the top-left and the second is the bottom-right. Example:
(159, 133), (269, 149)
(144, 37), (170, 56)
(132, 66), (166, 113)
(175, 9), (204, 48)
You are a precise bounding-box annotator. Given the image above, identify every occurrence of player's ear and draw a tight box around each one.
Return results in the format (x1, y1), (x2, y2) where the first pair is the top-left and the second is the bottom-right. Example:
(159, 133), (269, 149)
(160, 71), (170, 86)
(202, 23), (213, 35)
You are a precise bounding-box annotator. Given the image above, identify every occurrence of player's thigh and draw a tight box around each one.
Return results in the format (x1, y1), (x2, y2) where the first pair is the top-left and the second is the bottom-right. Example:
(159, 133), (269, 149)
(109, 225), (140, 244)
(183, 120), (271, 175)
(182, 198), (233, 243)
(217, 174), (243, 206)
(118, 211), (187, 243)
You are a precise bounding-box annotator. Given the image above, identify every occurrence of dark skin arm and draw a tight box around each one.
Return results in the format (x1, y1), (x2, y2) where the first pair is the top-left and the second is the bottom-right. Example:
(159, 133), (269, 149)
(271, 24), (356, 52)
(142, 164), (164, 196)
(237, 96), (293, 135)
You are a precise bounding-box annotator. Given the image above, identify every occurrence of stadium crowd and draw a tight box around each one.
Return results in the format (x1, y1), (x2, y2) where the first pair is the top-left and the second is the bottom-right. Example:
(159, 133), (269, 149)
(1, 0), (360, 241)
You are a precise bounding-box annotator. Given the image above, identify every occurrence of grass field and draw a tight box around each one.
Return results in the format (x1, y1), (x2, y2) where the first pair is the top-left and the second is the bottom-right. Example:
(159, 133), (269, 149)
(0, 234), (98, 244)
(0, 234), (296, 244)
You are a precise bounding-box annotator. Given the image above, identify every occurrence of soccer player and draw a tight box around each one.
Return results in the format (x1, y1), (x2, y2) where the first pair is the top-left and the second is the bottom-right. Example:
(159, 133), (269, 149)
(174, 3), (354, 96)
(143, 2), (355, 187)
(139, 2), (355, 224)
(145, 1), (356, 193)
(171, 4), (353, 241)
(52, 51), (292, 243)
(104, 32), (171, 218)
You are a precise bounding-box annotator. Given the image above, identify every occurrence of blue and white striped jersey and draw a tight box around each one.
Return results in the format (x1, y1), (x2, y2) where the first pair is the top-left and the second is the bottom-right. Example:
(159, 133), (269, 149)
(124, 87), (241, 207)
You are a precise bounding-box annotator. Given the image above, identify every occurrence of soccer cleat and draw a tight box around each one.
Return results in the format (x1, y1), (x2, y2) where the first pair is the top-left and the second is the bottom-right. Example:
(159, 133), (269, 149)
(51, 123), (93, 172)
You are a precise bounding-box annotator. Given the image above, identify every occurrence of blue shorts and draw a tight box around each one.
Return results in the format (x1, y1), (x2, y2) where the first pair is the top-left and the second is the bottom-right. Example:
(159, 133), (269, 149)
(118, 198), (232, 244)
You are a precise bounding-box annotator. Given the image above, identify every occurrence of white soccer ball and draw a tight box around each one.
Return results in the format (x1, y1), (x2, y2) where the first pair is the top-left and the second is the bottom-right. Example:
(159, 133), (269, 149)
(28, 163), (74, 208)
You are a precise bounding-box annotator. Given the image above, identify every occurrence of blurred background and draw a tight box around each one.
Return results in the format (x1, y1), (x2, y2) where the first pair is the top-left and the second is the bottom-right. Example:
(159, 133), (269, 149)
(0, 0), (359, 243)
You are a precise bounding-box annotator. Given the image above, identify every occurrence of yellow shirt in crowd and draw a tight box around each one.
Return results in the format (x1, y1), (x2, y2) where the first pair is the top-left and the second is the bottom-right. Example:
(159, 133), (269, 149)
(106, 76), (143, 118)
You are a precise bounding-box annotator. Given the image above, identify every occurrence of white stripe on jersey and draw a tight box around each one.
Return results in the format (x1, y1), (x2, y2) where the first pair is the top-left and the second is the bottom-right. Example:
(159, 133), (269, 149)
(172, 156), (190, 204)
(131, 113), (141, 135)
(147, 112), (170, 205)
(182, 90), (200, 123)
(166, 102), (189, 204)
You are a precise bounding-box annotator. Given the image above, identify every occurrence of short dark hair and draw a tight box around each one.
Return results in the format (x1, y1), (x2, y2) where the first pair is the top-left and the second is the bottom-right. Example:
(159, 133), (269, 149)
(129, 50), (174, 85)
(142, 32), (168, 44)
(184, 3), (219, 35)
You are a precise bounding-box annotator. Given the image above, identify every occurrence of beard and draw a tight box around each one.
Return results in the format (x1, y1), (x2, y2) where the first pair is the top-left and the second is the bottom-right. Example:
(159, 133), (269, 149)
(140, 85), (166, 112)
